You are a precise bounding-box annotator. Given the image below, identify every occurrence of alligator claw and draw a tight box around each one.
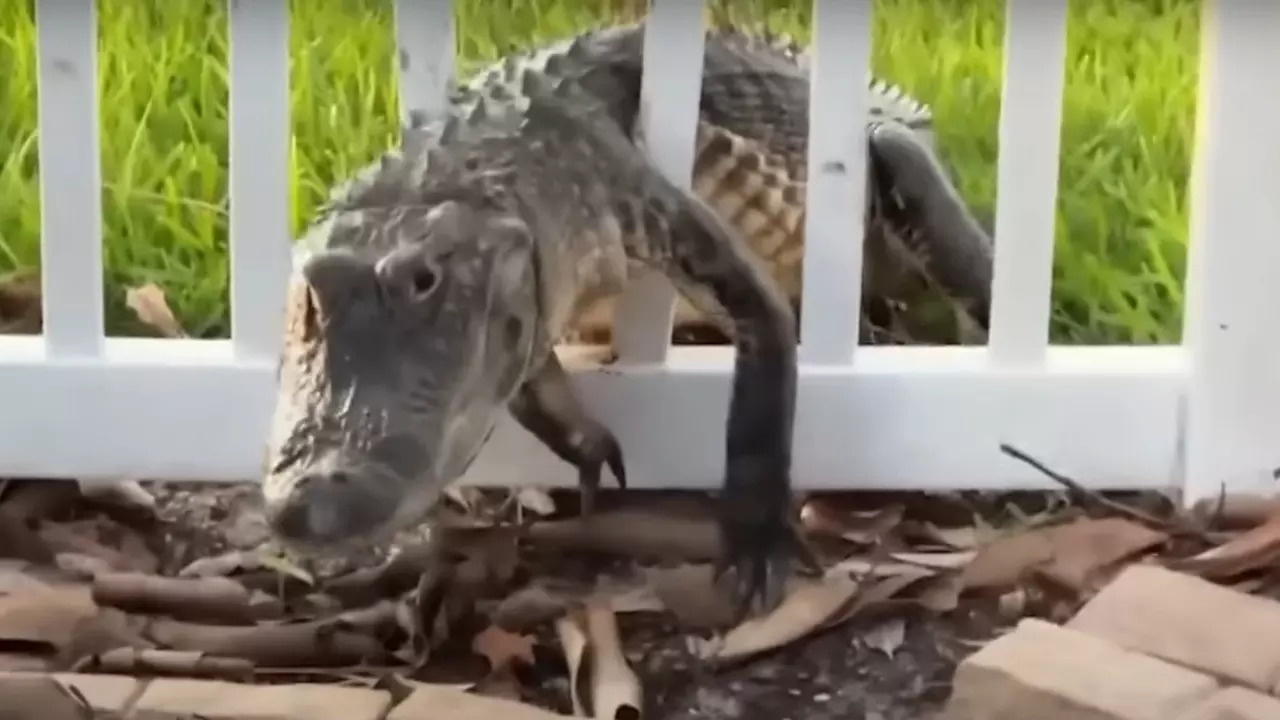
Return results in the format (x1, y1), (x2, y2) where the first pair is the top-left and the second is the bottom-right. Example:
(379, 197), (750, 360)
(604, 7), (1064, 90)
(714, 494), (822, 622)
(574, 426), (627, 518)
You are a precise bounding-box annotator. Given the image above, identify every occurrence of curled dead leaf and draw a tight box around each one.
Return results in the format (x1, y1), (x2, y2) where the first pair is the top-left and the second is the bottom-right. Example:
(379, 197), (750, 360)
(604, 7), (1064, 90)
(125, 283), (186, 338)
(556, 600), (642, 720)
(77, 479), (156, 515)
(862, 617), (906, 659)
(799, 501), (904, 545)
(1168, 511), (1280, 580)
(704, 573), (861, 664)
(515, 487), (557, 517)
(997, 588), (1027, 619)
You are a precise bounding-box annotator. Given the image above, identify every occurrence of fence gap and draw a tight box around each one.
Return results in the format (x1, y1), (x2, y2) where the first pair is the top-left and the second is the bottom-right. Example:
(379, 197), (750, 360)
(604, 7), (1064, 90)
(34, 0), (104, 356)
(798, 0), (872, 365)
(986, 0), (1068, 366)
(1181, 0), (1280, 505)
(611, 0), (707, 365)
(227, 0), (292, 361)
(392, 0), (455, 129)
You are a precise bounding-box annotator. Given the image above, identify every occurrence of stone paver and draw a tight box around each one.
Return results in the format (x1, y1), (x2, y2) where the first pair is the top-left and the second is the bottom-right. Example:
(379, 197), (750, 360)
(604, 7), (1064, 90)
(1067, 564), (1280, 693)
(132, 678), (392, 720)
(388, 684), (574, 719)
(1175, 686), (1280, 720)
(0, 671), (140, 712)
(944, 618), (1219, 720)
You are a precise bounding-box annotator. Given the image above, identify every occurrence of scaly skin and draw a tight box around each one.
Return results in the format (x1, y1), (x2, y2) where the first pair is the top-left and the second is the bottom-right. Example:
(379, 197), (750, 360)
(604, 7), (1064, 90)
(260, 23), (994, 620)
(263, 55), (814, 619)
(470, 23), (995, 346)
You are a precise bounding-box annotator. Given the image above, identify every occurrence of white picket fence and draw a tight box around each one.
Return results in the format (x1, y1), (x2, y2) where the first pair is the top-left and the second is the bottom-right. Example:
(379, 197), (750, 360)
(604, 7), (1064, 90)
(2, 0), (1278, 506)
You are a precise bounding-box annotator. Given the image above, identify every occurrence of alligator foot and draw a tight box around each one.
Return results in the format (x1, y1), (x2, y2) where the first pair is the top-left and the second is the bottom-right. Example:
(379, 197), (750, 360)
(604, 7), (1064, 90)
(508, 353), (627, 518)
(714, 469), (823, 621)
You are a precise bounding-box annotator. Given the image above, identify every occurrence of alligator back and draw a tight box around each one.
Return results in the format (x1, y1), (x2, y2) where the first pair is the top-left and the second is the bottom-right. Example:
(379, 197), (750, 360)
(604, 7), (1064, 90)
(302, 22), (988, 347)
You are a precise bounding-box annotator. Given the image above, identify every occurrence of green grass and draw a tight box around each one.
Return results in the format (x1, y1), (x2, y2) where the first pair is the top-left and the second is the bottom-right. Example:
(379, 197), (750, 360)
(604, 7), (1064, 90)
(0, 0), (1201, 343)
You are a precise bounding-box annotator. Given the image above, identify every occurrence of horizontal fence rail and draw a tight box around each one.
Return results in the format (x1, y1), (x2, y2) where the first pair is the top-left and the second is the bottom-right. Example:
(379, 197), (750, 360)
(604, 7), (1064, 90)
(1, 0), (1278, 505)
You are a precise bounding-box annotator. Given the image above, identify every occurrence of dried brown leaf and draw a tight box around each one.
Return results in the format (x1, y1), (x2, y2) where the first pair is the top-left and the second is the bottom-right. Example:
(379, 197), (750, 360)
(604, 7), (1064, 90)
(515, 487), (556, 517)
(177, 550), (266, 579)
(580, 601), (643, 720)
(1190, 493), (1280, 530)
(555, 601), (643, 719)
(889, 550), (976, 570)
(913, 572), (964, 614)
(705, 573), (861, 663)
(491, 584), (571, 631)
(862, 618), (905, 659)
(916, 521), (983, 550)
(829, 557), (937, 582)
(961, 517), (1167, 594)
(799, 501), (904, 544)
(1168, 511), (1280, 580)
(37, 519), (156, 575)
(0, 585), (98, 654)
(471, 624), (536, 671)
(125, 283), (186, 338)
(78, 479), (156, 514)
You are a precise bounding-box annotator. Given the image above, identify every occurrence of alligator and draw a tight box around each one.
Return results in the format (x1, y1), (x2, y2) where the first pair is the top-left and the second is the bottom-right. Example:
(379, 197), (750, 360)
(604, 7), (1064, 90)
(260, 22), (994, 620)
(528, 24), (995, 346)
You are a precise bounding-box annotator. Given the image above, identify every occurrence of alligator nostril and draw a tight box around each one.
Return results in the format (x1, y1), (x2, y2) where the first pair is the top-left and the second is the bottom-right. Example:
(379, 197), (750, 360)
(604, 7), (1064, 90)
(330, 471), (350, 485)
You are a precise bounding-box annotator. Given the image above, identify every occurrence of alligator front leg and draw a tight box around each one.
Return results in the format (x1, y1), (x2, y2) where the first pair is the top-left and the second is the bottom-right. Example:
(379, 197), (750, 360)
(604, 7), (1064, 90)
(868, 120), (995, 327)
(655, 194), (821, 620)
(507, 352), (626, 518)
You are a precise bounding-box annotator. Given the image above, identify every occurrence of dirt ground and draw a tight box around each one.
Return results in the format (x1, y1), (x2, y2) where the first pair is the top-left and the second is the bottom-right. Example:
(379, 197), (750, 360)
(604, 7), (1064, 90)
(8, 470), (1241, 720)
(141, 482), (1001, 720)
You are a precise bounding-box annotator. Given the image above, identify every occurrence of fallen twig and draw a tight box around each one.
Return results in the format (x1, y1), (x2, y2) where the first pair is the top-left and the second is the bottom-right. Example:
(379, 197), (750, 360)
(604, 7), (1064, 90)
(91, 572), (283, 625)
(139, 601), (398, 668)
(526, 506), (719, 563)
(70, 647), (254, 682)
(999, 443), (1210, 540)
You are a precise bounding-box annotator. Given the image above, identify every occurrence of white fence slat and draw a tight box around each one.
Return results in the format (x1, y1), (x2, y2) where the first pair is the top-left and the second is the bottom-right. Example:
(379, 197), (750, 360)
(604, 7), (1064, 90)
(393, 0), (455, 127)
(611, 0), (707, 365)
(460, 345), (1183, 493)
(34, 0), (104, 356)
(227, 0), (292, 361)
(1181, 0), (1280, 504)
(986, 0), (1068, 366)
(798, 0), (872, 365)
(0, 341), (1183, 489)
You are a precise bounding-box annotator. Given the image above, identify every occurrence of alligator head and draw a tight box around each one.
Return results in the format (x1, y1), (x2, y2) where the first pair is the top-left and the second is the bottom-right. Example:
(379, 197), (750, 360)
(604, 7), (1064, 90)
(259, 199), (541, 552)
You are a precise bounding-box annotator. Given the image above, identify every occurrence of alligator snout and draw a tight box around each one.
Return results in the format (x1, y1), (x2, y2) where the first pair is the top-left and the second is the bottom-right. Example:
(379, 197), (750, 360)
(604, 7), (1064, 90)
(262, 453), (417, 550)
